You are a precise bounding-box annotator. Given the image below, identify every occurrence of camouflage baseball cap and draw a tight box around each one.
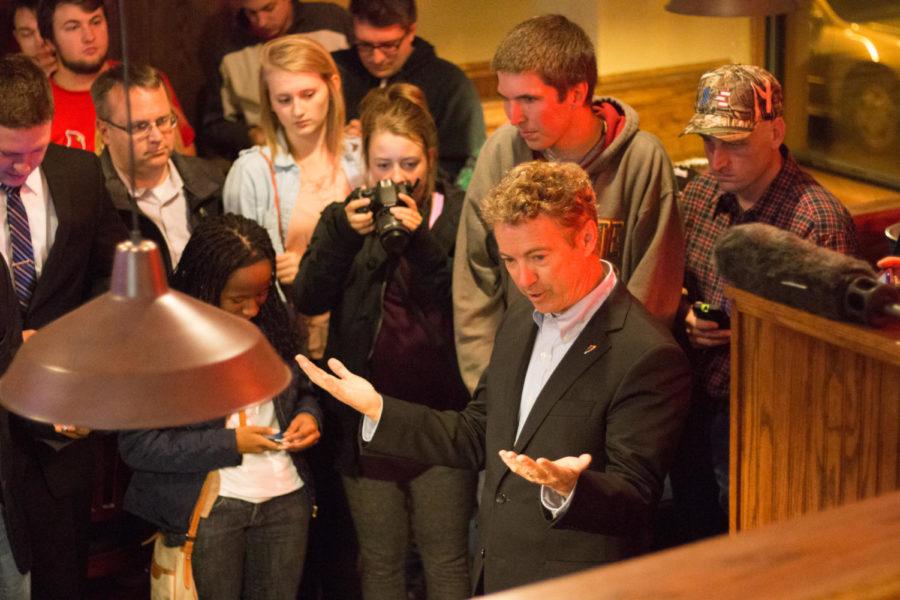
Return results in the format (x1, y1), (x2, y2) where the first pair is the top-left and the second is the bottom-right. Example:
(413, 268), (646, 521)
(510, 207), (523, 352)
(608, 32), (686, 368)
(680, 64), (783, 140)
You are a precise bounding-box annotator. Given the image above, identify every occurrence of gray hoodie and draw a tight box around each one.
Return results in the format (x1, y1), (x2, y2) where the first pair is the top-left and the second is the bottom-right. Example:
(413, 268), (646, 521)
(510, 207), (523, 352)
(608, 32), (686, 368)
(452, 97), (684, 392)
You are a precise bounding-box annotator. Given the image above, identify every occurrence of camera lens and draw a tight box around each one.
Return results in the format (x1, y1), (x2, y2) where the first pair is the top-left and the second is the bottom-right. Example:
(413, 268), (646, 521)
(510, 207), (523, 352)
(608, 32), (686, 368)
(375, 210), (409, 254)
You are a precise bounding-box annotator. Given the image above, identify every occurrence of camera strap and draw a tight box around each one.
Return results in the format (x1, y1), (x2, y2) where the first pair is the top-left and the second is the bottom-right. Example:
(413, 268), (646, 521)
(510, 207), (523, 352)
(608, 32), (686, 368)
(259, 150), (286, 249)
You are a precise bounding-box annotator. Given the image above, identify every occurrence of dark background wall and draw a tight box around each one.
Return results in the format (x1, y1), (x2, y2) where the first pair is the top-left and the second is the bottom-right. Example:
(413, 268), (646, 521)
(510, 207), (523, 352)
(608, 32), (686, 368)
(1, 0), (236, 126)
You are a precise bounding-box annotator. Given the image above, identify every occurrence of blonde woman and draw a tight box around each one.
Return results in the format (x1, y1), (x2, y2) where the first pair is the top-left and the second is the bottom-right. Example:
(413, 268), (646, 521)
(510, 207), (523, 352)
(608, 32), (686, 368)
(224, 35), (363, 358)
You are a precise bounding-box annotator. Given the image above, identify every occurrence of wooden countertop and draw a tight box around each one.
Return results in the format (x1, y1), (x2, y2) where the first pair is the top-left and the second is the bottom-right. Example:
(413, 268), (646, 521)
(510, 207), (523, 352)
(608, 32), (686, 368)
(484, 490), (900, 599)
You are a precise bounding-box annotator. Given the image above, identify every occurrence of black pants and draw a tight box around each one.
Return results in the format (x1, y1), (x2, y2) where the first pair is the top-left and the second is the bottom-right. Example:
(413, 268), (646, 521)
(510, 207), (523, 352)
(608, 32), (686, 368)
(668, 392), (729, 544)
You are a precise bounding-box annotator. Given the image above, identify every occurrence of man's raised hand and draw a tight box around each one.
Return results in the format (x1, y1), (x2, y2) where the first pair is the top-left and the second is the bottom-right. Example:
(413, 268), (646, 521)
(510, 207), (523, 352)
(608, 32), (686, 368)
(498, 450), (592, 498)
(296, 355), (383, 421)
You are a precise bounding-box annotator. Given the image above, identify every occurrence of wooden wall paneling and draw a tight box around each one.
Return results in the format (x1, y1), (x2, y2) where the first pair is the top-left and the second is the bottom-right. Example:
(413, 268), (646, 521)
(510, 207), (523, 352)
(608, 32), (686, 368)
(116, 0), (232, 129)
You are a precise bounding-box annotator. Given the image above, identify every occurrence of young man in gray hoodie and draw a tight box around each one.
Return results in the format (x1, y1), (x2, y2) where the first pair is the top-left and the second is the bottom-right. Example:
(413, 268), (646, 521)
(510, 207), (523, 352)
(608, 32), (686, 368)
(453, 14), (684, 392)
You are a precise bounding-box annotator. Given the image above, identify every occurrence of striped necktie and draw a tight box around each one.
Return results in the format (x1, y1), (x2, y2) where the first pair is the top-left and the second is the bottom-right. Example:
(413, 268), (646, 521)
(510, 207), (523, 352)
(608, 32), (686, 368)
(2, 183), (37, 310)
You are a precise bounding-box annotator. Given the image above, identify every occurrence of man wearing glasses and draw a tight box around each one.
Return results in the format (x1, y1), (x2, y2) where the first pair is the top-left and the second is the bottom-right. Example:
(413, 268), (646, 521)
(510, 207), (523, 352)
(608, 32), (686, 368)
(333, 0), (485, 184)
(92, 64), (223, 274)
(36, 0), (196, 154)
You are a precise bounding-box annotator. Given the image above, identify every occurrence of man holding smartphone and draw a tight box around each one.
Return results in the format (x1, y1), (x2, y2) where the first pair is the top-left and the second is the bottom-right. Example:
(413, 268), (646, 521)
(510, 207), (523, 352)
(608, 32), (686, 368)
(674, 64), (859, 543)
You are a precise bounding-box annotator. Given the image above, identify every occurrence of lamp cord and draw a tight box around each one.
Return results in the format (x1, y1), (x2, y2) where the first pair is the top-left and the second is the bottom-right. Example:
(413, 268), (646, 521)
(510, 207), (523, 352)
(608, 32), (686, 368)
(116, 0), (141, 244)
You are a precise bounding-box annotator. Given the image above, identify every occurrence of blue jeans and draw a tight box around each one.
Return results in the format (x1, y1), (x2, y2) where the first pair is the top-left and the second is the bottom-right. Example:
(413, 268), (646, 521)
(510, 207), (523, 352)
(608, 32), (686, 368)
(343, 466), (477, 600)
(0, 508), (29, 600)
(192, 487), (311, 600)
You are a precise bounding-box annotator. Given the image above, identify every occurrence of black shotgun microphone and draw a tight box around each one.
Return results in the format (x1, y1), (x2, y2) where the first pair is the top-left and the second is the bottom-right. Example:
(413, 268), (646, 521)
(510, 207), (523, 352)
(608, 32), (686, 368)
(714, 223), (900, 325)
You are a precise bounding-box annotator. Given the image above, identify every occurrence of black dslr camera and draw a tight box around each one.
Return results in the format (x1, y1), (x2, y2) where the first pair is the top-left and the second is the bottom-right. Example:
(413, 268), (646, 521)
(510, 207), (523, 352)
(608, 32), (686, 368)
(349, 179), (415, 255)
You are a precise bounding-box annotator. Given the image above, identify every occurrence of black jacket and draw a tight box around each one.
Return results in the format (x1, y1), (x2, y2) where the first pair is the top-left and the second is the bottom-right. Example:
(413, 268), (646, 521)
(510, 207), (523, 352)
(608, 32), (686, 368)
(0, 262), (28, 574)
(100, 149), (224, 274)
(294, 179), (464, 472)
(3, 144), (127, 589)
(332, 38), (486, 181)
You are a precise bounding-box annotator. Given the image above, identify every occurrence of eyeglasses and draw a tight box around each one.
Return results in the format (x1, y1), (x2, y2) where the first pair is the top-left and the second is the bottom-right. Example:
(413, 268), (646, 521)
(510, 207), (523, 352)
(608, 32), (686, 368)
(102, 113), (178, 137)
(355, 29), (409, 56)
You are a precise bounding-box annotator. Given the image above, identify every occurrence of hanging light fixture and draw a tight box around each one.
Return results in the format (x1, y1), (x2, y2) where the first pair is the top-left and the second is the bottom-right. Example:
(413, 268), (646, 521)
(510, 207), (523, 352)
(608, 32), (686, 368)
(665, 0), (801, 17)
(0, 241), (290, 429)
(0, 0), (290, 429)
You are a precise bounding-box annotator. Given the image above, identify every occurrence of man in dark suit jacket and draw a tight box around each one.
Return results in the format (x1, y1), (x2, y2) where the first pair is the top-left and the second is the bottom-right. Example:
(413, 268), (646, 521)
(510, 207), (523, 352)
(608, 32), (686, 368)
(298, 161), (692, 595)
(0, 54), (127, 599)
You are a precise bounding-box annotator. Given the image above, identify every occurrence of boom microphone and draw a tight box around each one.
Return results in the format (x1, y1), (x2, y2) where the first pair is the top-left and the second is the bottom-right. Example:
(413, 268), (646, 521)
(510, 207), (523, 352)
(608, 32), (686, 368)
(714, 223), (900, 325)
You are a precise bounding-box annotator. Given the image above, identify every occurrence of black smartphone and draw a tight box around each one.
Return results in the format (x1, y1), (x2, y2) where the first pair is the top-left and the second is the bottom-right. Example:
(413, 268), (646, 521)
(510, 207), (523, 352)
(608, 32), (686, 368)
(266, 431), (285, 443)
(692, 301), (730, 329)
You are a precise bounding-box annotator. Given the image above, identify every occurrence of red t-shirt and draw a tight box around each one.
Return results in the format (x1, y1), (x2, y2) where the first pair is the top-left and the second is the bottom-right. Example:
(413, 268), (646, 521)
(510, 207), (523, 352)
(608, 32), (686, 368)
(49, 61), (196, 153)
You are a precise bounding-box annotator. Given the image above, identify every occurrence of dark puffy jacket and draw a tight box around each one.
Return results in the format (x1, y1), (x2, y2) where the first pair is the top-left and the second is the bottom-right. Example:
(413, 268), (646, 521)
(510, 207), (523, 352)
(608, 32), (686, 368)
(293, 178), (465, 473)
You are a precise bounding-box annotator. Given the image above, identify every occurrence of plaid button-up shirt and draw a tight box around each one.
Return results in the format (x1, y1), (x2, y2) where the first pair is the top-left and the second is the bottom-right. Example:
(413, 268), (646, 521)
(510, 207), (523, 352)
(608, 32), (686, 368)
(682, 147), (859, 399)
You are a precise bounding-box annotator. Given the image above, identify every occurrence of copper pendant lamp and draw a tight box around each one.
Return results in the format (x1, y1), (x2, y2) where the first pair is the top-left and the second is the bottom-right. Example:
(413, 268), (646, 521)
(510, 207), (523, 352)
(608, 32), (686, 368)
(665, 0), (802, 17)
(0, 0), (290, 429)
(0, 241), (291, 429)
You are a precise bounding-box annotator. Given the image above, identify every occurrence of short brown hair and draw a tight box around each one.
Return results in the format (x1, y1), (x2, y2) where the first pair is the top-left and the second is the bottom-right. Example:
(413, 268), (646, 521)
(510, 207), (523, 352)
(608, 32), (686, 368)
(482, 161), (597, 233)
(491, 14), (596, 104)
(359, 83), (437, 202)
(349, 0), (416, 28)
(91, 63), (166, 121)
(0, 54), (53, 127)
(258, 35), (344, 158)
(38, 0), (106, 44)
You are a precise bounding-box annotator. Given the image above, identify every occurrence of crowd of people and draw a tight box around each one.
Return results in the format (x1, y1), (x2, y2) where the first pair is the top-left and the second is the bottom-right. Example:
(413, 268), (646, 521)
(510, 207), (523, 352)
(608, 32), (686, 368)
(0, 1), (861, 599)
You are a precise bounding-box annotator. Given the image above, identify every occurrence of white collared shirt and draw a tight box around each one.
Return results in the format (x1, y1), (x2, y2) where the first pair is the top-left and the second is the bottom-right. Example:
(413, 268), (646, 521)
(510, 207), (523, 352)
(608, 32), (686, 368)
(517, 261), (617, 440)
(115, 161), (191, 267)
(218, 401), (304, 504)
(0, 167), (57, 278)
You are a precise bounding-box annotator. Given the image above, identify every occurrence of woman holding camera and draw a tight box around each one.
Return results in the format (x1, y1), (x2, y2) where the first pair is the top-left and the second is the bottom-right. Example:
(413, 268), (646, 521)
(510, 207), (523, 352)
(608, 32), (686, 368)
(223, 34), (363, 358)
(294, 83), (475, 600)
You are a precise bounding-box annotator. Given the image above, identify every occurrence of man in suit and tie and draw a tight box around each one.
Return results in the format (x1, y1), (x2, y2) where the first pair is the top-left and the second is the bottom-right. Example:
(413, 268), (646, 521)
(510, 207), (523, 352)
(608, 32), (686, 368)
(298, 160), (691, 595)
(0, 54), (126, 599)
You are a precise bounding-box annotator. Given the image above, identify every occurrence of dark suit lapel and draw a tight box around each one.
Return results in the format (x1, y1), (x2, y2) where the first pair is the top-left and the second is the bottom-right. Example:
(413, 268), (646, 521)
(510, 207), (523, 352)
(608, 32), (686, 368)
(512, 283), (630, 453)
(27, 148), (72, 316)
(492, 303), (538, 452)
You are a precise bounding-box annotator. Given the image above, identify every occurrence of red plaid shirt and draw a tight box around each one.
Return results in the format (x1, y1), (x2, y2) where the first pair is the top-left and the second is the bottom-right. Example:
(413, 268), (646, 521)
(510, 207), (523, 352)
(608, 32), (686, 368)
(682, 147), (859, 399)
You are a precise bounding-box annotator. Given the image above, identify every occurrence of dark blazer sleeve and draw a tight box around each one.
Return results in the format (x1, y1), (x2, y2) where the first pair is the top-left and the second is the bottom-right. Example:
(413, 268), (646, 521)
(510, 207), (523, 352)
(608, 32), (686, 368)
(551, 341), (691, 535)
(0, 270), (29, 569)
(118, 425), (241, 474)
(364, 375), (488, 472)
(28, 145), (127, 329)
(0, 263), (22, 375)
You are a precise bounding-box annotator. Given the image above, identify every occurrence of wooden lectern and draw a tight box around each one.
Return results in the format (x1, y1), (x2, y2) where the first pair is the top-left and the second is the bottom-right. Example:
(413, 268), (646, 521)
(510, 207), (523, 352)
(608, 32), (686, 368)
(727, 285), (900, 532)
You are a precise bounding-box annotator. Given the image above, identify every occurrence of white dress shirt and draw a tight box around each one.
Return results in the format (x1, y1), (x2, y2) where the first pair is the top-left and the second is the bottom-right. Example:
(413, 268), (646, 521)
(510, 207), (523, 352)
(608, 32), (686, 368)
(115, 160), (191, 267)
(521, 261), (617, 515)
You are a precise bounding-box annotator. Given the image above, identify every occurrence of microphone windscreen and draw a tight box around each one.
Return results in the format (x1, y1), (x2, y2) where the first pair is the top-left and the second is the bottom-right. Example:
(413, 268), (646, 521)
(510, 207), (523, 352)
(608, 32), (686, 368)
(714, 223), (873, 321)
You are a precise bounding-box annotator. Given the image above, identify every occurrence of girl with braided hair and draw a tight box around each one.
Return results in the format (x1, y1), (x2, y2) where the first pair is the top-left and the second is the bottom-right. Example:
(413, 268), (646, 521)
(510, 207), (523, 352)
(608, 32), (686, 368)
(119, 214), (322, 599)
